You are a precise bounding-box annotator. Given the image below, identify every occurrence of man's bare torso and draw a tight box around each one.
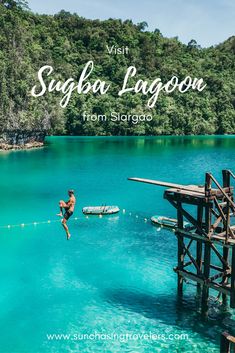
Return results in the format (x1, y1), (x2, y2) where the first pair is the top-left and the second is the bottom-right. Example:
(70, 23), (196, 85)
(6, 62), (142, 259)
(66, 195), (76, 212)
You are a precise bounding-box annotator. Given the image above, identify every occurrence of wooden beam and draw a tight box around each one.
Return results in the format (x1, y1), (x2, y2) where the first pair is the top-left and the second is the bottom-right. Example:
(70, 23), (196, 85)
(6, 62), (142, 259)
(167, 197), (208, 237)
(165, 191), (207, 205)
(203, 262), (227, 272)
(178, 236), (203, 276)
(176, 269), (204, 285)
(211, 208), (220, 219)
(196, 203), (203, 294)
(175, 271), (231, 296)
(211, 243), (230, 269)
(128, 177), (205, 194)
(210, 174), (235, 210)
(183, 261), (192, 268)
(209, 282), (230, 296)
(177, 229), (210, 243)
(183, 239), (193, 256)
(207, 269), (231, 283)
(212, 215), (222, 230)
(214, 198), (227, 224)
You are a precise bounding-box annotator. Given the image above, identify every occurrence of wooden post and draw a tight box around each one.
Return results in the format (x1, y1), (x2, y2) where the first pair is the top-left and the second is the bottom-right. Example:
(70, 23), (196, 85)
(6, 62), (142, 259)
(222, 170), (231, 305)
(222, 169), (230, 190)
(205, 172), (212, 199)
(230, 246), (235, 308)
(222, 170), (231, 241)
(222, 247), (229, 306)
(177, 198), (184, 297)
(202, 173), (212, 315)
(202, 242), (211, 315)
(196, 203), (203, 296)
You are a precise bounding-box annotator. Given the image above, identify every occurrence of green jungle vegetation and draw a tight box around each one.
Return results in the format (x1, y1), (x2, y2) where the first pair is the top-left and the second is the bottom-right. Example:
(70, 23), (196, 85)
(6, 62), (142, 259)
(0, 0), (234, 136)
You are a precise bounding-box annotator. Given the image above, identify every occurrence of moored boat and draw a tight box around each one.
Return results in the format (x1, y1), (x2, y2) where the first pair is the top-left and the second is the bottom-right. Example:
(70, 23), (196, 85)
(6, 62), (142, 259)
(82, 206), (120, 215)
(151, 215), (190, 230)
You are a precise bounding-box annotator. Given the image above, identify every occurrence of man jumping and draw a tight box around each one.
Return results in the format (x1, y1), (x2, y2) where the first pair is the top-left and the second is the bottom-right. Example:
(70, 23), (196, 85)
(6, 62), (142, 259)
(57, 190), (76, 240)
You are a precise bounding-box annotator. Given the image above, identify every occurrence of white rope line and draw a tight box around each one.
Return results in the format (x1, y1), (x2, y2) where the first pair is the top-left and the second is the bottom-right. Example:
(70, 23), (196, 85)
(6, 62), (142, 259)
(0, 217), (79, 229)
(0, 209), (151, 230)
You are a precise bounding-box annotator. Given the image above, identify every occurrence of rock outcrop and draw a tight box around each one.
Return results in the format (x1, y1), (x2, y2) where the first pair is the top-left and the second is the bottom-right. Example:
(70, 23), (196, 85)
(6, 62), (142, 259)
(0, 131), (45, 150)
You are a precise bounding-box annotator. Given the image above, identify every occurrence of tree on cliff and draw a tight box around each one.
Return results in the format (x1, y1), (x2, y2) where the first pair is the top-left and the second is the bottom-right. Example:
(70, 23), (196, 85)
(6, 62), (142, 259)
(0, 0), (28, 9)
(0, 3), (234, 136)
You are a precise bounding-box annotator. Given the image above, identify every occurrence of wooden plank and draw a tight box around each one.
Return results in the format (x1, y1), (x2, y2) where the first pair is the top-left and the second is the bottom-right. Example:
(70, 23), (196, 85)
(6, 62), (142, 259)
(128, 177), (206, 194)
(129, 176), (231, 197)
(166, 188), (206, 198)
(165, 191), (208, 205)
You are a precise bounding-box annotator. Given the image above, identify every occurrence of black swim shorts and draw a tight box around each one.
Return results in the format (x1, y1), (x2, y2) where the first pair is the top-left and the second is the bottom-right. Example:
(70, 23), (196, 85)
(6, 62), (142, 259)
(64, 210), (73, 220)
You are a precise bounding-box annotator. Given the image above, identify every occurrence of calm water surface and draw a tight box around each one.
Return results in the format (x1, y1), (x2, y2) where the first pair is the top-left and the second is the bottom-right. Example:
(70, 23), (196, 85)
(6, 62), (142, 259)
(1, 136), (235, 353)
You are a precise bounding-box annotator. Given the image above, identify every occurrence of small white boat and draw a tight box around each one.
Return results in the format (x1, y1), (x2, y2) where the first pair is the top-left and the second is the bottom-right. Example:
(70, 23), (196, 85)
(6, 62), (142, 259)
(82, 206), (120, 215)
(151, 215), (190, 230)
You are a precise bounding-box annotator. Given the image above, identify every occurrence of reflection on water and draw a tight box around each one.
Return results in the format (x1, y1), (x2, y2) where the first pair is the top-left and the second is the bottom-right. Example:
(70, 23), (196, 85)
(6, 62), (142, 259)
(46, 135), (235, 156)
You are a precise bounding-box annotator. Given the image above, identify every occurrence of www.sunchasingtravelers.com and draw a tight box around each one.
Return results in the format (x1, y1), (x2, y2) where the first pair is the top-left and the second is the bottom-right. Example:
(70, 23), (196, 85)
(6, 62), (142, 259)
(46, 331), (189, 343)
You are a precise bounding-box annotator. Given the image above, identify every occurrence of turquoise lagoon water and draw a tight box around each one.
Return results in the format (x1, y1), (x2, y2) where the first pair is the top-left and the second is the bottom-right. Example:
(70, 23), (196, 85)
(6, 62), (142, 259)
(1, 136), (235, 353)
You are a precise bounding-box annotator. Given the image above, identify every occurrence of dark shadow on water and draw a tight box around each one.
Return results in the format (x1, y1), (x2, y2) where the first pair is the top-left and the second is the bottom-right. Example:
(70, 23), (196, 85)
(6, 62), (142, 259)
(104, 287), (235, 345)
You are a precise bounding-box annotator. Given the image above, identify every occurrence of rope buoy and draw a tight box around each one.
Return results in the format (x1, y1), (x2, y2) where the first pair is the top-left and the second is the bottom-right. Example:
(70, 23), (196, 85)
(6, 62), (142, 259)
(0, 210), (151, 230)
(0, 217), (80, 230)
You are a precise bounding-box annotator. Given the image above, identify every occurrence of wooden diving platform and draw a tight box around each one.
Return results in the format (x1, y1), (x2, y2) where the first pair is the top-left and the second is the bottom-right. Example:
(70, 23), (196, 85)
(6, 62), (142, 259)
(128, 177), (232, 199)
(128, 177), (205, 194)
(128, 170), (235, 312)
